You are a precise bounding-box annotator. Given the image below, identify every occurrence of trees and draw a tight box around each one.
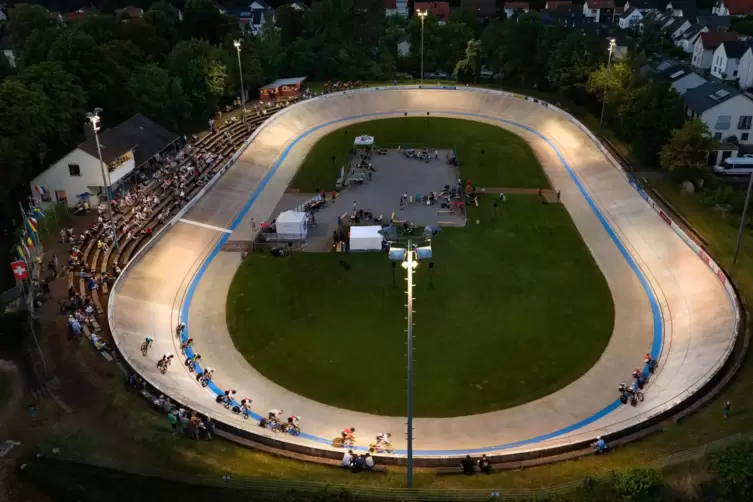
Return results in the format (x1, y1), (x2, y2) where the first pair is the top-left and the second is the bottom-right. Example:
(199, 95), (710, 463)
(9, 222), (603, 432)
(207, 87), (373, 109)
(619, 81), (686, 164)
(454, 39), (482, 83)
(547, 30), (600, 96)
(586, 59), (636, 109)
(660, 120), (719, 180)
(8, 3), (55, 53)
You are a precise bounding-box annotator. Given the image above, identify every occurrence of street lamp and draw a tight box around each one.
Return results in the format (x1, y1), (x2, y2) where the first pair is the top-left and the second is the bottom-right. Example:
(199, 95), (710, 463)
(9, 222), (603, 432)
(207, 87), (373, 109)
(416, 9), (428, 84)
(402, 243), (418, 488)
(233, 39), (247, 118)
(86, 108), (119, 252)
(599, 38), (616, 131)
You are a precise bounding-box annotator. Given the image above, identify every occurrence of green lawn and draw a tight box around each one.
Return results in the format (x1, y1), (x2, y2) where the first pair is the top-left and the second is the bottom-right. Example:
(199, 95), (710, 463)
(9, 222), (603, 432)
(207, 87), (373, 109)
(290, 117), (550, 192)
(227, 195), (613, 417)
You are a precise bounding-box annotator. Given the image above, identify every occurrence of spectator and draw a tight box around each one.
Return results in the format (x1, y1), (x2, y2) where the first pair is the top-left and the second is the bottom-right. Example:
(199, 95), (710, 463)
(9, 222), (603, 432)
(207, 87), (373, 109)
(352, 454), (365, 472)
(461, 455), (476, 474)
(341, 450), (354, 468)
(203, 416), (215, 440)
(167, 410), (178, 435)
(478, 454), (491, 473)
(364, 453), (375, 470)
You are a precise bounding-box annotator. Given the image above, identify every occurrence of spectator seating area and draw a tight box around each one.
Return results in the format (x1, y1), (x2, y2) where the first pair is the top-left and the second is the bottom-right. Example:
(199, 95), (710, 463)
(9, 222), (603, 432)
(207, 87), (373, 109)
(60, 101), (297, 357)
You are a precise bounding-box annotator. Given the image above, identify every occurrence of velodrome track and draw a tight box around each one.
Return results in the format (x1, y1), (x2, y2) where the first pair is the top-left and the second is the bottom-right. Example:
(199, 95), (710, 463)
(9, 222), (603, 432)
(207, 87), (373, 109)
(109, 87), (739, 459)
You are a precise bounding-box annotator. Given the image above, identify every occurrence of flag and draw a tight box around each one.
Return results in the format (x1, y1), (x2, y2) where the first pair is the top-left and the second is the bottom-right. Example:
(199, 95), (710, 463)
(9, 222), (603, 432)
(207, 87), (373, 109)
(16, 246), (26, 262)
(27, 217), (38, 232)
(27, 236), (34, 249)
(10, 261), (28, 281)
(35, 185), (47, 196)
(32, 207), (45, 220)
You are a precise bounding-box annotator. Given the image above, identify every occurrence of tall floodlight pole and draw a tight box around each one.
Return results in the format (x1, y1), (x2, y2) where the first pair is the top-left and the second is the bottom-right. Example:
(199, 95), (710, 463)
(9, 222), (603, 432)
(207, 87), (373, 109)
(86, 108), (119, 252)
(402, 241), (417, 488)
(599, 38), (616, 131)
(733, 173), (753, 264)
(416, 10), (428, 84)
(234, 39), (247, 117)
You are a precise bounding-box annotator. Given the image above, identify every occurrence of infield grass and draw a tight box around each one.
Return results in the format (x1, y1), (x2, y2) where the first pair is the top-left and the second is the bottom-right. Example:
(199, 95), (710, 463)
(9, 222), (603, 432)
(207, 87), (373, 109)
(290, 117), (549, 192)
(227, 195), (614, 416)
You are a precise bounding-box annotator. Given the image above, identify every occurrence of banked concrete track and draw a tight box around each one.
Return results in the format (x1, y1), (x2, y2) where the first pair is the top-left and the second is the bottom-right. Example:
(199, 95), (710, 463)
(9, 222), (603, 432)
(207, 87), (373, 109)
(109, 87), (739, 462)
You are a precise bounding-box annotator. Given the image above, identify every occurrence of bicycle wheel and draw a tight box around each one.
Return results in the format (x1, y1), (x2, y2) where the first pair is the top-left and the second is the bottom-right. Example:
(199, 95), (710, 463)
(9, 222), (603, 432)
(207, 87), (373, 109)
(637, 392), (644, 402)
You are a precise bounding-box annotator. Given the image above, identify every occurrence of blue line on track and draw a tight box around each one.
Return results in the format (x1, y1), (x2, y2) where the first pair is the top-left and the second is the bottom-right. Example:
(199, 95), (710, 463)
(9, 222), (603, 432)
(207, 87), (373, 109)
(178, 94), (662, 456)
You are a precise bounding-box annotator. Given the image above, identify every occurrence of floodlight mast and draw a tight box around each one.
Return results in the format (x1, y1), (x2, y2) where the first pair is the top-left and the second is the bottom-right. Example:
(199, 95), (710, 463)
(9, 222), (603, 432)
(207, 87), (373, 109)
(403, 240), (417, 488)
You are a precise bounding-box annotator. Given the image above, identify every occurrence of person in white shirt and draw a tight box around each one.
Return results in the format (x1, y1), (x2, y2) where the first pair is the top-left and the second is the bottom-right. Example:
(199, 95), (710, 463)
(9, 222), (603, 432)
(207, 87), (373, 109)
(341, 450), (353, 468)
(364, 453), (375, 470)
(268, 409), (283, 421)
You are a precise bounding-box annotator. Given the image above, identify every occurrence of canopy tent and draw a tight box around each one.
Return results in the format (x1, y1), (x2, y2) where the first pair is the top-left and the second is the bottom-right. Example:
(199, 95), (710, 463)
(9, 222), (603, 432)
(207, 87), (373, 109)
(275, 210), (308, 240)
(259, 77), (307, 101)
(350, 225), (383, 251)
(354, 135), (374, 147)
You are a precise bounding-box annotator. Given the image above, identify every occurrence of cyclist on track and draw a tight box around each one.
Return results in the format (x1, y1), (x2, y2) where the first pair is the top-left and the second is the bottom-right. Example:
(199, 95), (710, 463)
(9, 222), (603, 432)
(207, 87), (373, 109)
(142, 336), (154, 355)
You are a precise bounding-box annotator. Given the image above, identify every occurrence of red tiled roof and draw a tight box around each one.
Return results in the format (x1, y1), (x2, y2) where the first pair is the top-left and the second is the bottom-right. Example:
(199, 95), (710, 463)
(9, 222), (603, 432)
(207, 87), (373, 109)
(723, 0), (753, 15)
(546, 0), (572, 9)
(415, 1), (450, 20)
(585, 0), (616, 8)
(66, 11), (87, 21)
(504, 1), (530, 8)
(384, 0), (397, 8)
(700, 31), (740, 50)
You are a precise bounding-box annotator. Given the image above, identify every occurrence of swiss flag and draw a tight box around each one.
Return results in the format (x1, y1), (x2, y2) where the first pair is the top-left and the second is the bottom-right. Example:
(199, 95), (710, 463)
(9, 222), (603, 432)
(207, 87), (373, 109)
(10, 260), (28, 281)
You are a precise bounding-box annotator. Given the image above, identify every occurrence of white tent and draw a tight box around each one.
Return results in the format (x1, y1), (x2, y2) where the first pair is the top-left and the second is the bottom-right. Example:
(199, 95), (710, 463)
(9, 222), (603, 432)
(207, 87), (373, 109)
(350, 225), (383, 251)
(354, 135), (374, 147)
(275, 210), (308, 240)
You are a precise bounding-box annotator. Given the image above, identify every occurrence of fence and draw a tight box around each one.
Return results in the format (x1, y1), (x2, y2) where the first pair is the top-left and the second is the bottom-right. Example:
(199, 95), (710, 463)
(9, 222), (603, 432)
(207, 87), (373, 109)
(28, 431), (753, 501)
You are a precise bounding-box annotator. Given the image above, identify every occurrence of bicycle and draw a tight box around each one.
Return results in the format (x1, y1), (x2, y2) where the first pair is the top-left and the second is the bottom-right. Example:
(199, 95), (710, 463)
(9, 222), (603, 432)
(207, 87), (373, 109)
(369, 441), (394, 454)
(141, 340), (152, 356)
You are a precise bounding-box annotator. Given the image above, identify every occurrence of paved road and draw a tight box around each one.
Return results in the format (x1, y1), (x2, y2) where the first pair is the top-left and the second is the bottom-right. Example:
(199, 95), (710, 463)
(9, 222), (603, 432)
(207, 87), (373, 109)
(110, 87), (737, 458)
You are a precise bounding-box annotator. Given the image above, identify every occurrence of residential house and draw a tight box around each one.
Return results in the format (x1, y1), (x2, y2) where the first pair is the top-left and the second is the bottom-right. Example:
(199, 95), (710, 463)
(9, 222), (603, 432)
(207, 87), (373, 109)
(0, 5), (6, 21)
(675, 24), (708, 53)
(692, 31), (739, 69)
(30, 115), (179, 208)
(116, 6), (144, 18)
(462, 0), (497, 18)
(582, 0), (618, 22)
(639, 8), (665, 29)
(683, 81), (753, 144)
(624, 0), (657, 13)
(290, 0), (308, 10)
(710, 40), (750, 80)
(66, 6), (99, 22)
(545, 0), (572, 9)
(414, 2), (450, 21)
(665, 17), (691, 38)
(737, 46), (753, 88)
(385, 0), (409, 16)
(229, 1), (274, 35)
(658, 64), (708, 94)
(48, 11), (64, 22)
(541, 5), (588, 27)
(696, 14), (731, 28)
(713, 0), (753, 16)
(665, 0), (696, 18)
(619, 7), (643, 28)
(0, 35), (15, 68)
(504, 1), (530, 17)
(167, 4), (183, 21)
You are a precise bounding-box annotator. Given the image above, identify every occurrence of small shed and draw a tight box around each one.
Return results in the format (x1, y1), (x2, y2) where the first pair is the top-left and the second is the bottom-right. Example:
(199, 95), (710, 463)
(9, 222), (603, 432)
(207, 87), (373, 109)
(350, 225), (384, 251)
(259, 77), (307, 101)
(275, 210), (308, 240)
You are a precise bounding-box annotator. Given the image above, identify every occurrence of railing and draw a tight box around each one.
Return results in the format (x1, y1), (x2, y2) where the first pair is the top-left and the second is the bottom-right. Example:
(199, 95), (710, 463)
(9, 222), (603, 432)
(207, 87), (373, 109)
(29, 431), (753, 500)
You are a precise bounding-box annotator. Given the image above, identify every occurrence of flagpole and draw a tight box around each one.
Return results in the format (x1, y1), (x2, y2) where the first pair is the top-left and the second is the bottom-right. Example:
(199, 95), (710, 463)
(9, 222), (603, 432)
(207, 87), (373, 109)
(19, 273), (47, 376)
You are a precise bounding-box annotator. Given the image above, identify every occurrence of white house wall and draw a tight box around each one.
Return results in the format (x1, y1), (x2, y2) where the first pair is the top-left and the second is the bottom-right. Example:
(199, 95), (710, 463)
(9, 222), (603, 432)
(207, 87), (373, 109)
(701, 94), (753, 144)
(739, 51), (753, 88)
(30, 149), (106, 207)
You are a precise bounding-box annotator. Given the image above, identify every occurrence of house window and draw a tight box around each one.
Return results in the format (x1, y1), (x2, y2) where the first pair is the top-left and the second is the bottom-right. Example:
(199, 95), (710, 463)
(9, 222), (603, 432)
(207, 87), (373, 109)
(715, 132), (723, 139)
(68, 164), (81, 176)
(734, 70), (738, 77)
(716, 115), (731, 130)
(743, 133), (750, 141)
(738, 116), (752, 129)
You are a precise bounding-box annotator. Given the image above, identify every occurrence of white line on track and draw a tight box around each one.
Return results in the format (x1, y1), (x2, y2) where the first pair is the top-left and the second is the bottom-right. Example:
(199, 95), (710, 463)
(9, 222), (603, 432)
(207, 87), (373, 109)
(178, 219), (233, 234)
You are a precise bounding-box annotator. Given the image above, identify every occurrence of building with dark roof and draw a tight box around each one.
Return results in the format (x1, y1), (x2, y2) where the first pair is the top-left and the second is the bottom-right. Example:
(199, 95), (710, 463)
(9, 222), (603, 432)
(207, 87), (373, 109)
(30, 115), (179, 208)
(657, 64), (708, 94)
(692, 30), (739, 69)
(710, 40), (752, 80)
(682, 81), (753, 145)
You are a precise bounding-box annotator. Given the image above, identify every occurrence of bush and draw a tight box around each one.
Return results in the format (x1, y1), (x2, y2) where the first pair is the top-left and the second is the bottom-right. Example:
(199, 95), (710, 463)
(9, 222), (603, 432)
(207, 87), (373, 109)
(710, 441), (753, 501)
(613, 468), (665, 502)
